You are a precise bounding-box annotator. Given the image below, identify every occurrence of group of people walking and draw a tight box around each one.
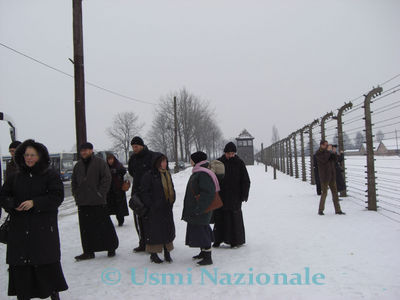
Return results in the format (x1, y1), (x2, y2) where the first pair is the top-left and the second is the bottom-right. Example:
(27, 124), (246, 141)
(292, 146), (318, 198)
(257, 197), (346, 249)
(0, 137), (251, 299)
(314, 140), (346, 215)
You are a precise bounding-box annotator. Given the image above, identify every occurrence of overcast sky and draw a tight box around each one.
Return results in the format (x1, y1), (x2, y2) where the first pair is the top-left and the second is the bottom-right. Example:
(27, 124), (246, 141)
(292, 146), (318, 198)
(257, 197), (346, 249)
(1, 0), (400, 156)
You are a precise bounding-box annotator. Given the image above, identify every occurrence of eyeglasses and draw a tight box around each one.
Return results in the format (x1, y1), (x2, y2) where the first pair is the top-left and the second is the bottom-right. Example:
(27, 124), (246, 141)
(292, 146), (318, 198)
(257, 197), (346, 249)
(24, 154), (38, 158)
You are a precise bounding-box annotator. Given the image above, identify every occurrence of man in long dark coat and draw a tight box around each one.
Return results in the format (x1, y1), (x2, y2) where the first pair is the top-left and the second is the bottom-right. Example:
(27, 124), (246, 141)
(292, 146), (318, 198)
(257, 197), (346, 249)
(213, 142), (251, 248)
(1, 140), (21, 218)
(315, 140), (345, 216)
(128, 136), (154, 252)
(72, 142), (119, 261)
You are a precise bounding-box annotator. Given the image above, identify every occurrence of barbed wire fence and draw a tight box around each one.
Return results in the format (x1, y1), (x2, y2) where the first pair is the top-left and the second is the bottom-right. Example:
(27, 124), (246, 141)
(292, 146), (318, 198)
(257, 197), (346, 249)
(259, 75), (400, 223)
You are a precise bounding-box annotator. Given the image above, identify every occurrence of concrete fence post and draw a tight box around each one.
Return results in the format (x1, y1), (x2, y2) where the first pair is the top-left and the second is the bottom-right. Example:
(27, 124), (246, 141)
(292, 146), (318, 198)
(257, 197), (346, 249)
(363, 87), (382, 211)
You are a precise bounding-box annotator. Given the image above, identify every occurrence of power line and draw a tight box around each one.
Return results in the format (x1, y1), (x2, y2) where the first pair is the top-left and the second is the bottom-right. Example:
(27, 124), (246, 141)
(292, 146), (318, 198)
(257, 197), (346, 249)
(0, 42), (157, 106)
(379, 72), (400, 86)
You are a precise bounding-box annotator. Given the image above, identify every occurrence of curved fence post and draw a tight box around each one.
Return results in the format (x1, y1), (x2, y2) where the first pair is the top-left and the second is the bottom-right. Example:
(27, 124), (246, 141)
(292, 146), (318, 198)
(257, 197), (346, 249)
(336, 102), (353, 197)
(364, 87), (382, 211)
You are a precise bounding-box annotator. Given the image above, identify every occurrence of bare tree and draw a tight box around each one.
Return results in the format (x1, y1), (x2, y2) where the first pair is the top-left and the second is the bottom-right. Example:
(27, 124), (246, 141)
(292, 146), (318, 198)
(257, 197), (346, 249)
(271, 125), (280, 143)
(107, 112), (144, 163)
(148, 87), (224, 160)
(354, 131), (364, 149)
(376, 130), (384, 143)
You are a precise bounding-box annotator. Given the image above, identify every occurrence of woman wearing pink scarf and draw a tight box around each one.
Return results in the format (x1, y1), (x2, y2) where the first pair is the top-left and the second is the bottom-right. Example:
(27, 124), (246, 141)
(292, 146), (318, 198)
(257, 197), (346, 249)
(182, 151), (218, 266)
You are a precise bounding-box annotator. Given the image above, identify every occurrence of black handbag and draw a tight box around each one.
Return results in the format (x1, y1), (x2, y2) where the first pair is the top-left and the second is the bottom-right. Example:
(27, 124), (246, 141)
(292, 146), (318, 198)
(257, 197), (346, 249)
(0, 214), (10, 244)
(129, 194), (148, 217)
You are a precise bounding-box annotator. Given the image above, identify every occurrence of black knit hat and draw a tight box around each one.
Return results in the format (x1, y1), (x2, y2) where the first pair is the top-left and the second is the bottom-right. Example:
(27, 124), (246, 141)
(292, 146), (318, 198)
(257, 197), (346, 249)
(190, 151), (208, 164)
(224, 142), (237, 153)
(9, 140), (22, 150)
(131, 136), (144, 146)
(79, 142), (94, 150)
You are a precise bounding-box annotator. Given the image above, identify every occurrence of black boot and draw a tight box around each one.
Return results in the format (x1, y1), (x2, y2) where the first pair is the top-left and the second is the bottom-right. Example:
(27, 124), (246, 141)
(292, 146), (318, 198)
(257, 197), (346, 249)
(108, 250), (116, 257)
(193, 249), (206, 260)
(74, 252), (95, 261)
(318, 211), (324, 215)
(133, 245), (146, 253)
(164, 245), (173, 263)
(50, 291), (60, 300)
(336, 211), (346, 215)
(150, 253), (163, 264)
(164, 251), (172, 263)
(117, 216), (124, 227)
(197, 250), (213, 266)
(212, 242), (221, 248)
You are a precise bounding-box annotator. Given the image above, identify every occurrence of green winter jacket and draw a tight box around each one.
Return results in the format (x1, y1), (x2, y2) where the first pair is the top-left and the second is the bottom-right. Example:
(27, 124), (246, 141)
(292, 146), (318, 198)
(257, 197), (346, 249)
(182, 171), (216, 225)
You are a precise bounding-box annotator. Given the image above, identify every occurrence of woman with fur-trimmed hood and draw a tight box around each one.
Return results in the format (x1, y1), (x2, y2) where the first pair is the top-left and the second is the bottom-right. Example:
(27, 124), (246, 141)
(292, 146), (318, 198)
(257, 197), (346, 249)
(0, 139), (68, 300)
(140, 153), (176, 264)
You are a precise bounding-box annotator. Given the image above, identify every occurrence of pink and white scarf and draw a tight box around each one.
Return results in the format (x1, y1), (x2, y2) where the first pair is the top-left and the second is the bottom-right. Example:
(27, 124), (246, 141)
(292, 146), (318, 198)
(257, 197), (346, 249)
(192, 160), (220, 192)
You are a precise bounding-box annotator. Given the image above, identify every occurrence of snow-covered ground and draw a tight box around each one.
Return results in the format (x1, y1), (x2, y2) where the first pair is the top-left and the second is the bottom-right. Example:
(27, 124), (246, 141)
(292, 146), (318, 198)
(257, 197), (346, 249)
(1, 165), (400, 299)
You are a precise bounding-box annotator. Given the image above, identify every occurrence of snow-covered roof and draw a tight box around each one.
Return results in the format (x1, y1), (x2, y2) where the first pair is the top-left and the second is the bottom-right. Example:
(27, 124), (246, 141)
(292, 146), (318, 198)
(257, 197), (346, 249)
(361, 142), (380, 150)
(379, 139), (400, 151)
(236, 129), (254, 140)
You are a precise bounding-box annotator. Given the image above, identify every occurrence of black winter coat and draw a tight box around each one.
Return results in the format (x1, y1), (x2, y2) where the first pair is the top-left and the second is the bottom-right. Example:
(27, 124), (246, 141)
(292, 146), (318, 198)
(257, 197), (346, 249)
(140, 155), (175, 245)
(128, 146), (154, 196)
(335, 153), (346, 192)
(218, 155), (251, 211)
(107, 160), (128, 216)
(0, 159), (64, 266)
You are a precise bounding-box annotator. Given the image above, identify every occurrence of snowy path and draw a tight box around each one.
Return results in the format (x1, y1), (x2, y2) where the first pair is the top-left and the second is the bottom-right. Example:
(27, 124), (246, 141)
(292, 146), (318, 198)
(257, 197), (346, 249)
(1, 165), (400, 299)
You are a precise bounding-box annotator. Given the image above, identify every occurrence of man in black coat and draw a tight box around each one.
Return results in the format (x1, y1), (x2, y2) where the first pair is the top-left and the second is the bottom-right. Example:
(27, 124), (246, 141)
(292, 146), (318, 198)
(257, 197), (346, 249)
(128, 136), (155, 252)
(213, 142), (251, 248)
(1, 140), (21, 218)
(5, 141), (22, 181)
(72, 142), (119, 261)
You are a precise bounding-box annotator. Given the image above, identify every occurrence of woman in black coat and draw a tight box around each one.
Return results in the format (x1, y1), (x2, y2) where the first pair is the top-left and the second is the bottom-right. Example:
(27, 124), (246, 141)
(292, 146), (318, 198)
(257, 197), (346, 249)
(140, 153), (176, 264)
(106, 153), (129, 226)
(332, 145), (346, 193)
(0, 139), (68, 300)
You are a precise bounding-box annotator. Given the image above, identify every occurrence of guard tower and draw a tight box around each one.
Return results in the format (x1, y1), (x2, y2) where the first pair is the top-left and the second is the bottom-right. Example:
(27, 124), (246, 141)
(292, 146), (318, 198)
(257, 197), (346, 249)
(236, 129), (255, 165)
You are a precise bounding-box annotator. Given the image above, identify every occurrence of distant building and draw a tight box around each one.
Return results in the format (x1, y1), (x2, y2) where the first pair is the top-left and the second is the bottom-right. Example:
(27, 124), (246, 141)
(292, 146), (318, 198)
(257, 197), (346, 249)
(376, 139), (400, 155)
(236, 129), (255, 165)
(359, 142), (380, 155)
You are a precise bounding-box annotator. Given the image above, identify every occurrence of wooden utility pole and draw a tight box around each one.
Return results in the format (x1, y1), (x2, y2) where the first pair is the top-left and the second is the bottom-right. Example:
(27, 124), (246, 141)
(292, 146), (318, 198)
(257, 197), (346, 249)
(73, 0), (87, 155)
(174, 96), (179, 173)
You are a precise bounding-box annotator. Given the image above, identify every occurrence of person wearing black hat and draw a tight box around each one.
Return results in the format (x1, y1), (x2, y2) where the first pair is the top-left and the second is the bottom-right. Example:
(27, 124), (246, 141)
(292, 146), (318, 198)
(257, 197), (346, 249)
(128, 136), (155, 252)
(213, 142), (251, 248)
(182, 151), (218, 265)
(72, 142), (119, 261)
(5, 140), (22, 181)
(1, 141), (21, 218)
